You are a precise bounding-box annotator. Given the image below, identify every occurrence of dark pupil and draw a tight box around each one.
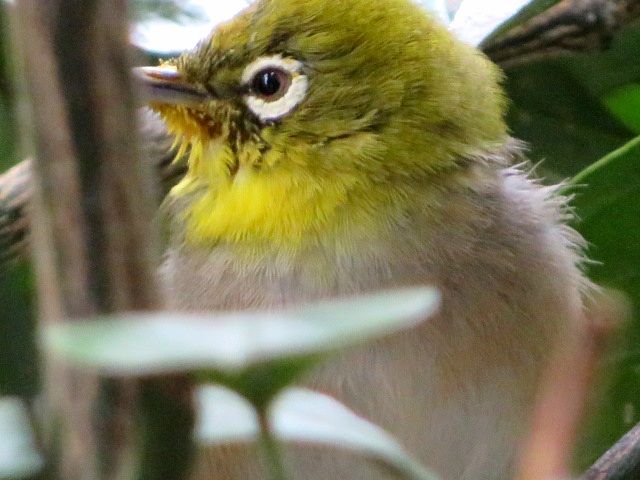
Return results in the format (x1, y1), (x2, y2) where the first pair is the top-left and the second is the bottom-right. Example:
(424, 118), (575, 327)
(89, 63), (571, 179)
(255, 70), (281, 96)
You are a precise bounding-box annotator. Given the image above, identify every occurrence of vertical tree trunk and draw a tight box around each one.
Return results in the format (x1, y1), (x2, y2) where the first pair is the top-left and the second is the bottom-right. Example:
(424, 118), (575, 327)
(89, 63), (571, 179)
(12, 1), (194, 479)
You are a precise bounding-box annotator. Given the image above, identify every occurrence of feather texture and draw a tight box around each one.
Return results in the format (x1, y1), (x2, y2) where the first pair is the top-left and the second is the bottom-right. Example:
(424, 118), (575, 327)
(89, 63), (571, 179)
(149, 1), (591, 478)
(164, 142), (588, 479)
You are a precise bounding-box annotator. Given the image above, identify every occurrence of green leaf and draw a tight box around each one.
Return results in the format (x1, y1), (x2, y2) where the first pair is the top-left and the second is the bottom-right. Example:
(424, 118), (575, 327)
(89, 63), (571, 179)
(560, 25), (640, 100)
(0, 96), (18, 171)
(505, 62), (635, 181)
(0, 4), (19, 172)
(450, 0), (540, 46)
(0, 398), (43, 479)
(43, 288), (438, 404)
(196, 385), (439, 480)
(567, 136), (640, 467)
(604, 84), (640, 134)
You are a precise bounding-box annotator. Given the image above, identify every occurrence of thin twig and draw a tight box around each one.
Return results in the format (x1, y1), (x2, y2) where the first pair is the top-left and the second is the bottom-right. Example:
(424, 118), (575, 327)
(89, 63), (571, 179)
(12, 1), (193, 479)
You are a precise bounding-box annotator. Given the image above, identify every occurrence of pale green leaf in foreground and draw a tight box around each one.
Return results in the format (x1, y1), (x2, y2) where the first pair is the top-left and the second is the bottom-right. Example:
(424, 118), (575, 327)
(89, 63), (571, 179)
(196, 385), (438, 480)
(0, 398), (43, 479)
(42, 288), (438, 376)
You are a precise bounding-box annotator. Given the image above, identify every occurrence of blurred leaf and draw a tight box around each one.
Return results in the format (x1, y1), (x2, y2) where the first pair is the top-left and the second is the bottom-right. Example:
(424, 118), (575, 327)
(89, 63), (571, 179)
(560, 24), (640, 99)
(505, 62), (635, 180)
(136, 381), (196, 480)
(450, 0), (539, 46)
(604, 84), (640, 134)
(0, 97), (17, 171)
(0, 3), (14, 99)
(0, 4), (18, 172)
(568, 135), (640, 467)
(0, 398), (43, 479)
(196, 385), (438, 480)
(0, 261), (38, 398)
(43, 288), (438, 404)
(0, 0), (38, 399)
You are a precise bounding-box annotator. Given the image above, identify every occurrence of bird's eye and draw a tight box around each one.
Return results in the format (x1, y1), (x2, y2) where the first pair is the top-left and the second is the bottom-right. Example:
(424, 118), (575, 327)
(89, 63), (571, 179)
(241, 55), (308, 123)
(251, 68), (291, 101)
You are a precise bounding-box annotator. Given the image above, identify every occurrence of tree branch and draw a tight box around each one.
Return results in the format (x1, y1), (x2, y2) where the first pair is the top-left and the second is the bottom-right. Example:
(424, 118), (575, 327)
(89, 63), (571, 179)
(581, 422), (640, 480)
(484, 0), (640, 68)
(12, 1), (193, 478)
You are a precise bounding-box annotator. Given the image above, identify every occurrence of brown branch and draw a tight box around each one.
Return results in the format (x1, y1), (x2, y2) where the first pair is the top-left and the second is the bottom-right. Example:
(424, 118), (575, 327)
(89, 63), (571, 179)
(12, 1), (193, 479)
(484, 0), (640, 68)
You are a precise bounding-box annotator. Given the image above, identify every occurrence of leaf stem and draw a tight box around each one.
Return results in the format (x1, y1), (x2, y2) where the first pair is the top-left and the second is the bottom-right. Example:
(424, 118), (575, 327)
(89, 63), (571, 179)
(256, 407), (288, 480)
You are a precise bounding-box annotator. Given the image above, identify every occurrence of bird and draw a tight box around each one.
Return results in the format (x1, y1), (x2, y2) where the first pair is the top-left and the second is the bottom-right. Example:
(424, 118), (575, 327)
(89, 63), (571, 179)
(134, 0), (589, 478)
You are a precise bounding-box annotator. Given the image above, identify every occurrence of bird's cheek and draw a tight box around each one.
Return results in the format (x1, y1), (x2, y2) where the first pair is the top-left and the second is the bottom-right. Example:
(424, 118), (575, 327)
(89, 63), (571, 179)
(185, 140), (235, 187)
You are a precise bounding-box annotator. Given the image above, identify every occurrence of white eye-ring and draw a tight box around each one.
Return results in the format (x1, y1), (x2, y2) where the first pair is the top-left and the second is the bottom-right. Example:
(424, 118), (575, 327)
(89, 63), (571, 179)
(241, 55), (308, 123)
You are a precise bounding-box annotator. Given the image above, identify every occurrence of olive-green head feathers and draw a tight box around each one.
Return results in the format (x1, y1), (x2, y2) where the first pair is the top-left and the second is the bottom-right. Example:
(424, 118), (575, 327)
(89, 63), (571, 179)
(138, 0), (508, 248)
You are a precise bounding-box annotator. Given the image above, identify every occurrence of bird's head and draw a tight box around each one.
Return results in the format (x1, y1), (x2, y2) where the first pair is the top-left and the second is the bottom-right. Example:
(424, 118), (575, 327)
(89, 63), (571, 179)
(137, 0), (508, 250)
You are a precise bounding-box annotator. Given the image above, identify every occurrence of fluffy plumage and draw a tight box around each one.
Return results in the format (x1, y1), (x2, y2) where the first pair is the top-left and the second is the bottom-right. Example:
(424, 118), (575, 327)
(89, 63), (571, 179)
(148, 0), (590, 478)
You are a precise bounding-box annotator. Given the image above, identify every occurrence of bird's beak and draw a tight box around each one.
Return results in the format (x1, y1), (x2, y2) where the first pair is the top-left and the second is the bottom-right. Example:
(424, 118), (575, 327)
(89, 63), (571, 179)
(133, 65), (210, 106)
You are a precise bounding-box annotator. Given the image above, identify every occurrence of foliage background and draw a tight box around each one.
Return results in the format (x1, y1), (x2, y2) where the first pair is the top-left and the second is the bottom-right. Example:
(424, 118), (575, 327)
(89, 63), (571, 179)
(499, 19), (640, 467)
(0, 4), (37, 401)
(0, 5), (16, 171)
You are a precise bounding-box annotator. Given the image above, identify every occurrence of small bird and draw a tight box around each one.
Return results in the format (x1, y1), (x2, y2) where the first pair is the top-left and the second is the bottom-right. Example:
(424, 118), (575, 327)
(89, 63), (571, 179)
(136, 0), (589, 478)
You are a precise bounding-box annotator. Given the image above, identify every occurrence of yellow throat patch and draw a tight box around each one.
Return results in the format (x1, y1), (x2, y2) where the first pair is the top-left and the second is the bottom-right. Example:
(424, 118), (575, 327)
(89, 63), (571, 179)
(159, 104), (383, 251)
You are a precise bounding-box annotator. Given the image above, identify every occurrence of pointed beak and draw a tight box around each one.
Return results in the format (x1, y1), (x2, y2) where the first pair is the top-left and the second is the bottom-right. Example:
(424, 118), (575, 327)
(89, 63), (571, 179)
(133, 65), (210, 106)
